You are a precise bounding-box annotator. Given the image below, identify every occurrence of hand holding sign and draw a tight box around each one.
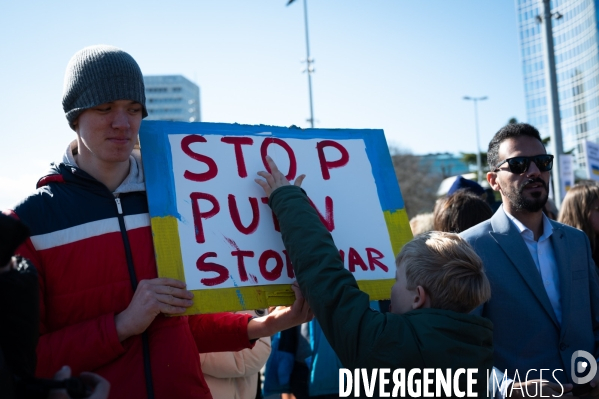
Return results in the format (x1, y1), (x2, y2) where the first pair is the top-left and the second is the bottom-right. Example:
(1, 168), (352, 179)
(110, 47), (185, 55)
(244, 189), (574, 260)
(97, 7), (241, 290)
(247, 281), (313, 339)
(255, 155), (306, 197)
(115, 278), (194, 342)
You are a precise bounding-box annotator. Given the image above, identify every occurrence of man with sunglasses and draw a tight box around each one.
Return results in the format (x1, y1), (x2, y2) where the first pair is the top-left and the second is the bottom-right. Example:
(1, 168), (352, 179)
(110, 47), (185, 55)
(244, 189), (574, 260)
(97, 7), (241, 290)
(461, 123), (599, 398)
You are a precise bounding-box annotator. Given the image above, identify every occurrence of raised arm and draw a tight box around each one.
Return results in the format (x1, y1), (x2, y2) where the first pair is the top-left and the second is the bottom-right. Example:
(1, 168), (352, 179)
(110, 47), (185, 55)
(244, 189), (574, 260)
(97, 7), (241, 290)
(255, 156), (389, 367)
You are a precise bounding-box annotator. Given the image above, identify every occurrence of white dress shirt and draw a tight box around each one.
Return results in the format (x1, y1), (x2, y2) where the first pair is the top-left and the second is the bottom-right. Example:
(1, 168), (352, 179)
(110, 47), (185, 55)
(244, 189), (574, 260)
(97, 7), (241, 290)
(505, 210), (562, 325)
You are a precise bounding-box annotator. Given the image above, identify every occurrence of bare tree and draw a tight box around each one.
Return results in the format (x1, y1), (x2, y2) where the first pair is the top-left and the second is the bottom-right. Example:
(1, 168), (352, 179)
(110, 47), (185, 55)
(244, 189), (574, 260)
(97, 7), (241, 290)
(390, 148), (444, 219)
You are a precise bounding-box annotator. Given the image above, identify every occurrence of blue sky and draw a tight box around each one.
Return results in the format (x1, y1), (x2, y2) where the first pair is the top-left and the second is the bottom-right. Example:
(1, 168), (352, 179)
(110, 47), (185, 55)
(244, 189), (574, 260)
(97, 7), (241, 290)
(0, 0), (526, 209)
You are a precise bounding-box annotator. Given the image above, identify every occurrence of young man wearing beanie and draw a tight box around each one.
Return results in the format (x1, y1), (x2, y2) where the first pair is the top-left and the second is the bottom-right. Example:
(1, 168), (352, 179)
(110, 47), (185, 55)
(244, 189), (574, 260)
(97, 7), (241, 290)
(4, 45), (312, 399)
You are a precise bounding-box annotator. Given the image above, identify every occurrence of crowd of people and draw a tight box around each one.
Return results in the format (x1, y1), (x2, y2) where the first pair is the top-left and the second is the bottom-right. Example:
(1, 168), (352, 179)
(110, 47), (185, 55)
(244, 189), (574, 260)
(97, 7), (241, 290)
(2, 44), (599, 399)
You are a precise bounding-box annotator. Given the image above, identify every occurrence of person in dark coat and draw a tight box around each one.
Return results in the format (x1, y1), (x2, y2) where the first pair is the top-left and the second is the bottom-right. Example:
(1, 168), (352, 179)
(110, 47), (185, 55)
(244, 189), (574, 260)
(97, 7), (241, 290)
(0, 214), (35, 399)
(0, 214), (110, 399)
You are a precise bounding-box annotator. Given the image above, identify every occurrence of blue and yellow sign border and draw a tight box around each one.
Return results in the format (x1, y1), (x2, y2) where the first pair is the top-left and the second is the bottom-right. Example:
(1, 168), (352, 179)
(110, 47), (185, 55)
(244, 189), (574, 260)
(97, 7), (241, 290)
(139, 121), (413, 314)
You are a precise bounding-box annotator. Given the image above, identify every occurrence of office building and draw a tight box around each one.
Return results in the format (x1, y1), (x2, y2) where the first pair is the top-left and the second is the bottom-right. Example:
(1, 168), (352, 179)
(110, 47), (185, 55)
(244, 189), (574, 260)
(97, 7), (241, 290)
(516, 0), (599, 174)
(144, 75), (201, 122)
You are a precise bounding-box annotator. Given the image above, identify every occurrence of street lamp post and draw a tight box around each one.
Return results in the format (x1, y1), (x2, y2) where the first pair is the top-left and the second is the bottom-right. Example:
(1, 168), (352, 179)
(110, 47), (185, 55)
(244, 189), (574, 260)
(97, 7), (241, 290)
(537, 0), (564, 207)
(463, 96), (488, 185)
(287, 0), (315, 128)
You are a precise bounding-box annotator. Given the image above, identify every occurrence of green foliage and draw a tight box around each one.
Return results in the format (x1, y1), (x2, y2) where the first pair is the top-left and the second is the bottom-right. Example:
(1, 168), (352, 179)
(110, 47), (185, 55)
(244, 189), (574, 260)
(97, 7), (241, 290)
(461, 152), (488, 168)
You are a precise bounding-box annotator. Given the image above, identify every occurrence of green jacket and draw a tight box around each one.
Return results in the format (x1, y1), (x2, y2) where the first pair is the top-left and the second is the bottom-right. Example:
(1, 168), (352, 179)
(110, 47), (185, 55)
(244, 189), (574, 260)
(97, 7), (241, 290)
(270, 186), (493, 398)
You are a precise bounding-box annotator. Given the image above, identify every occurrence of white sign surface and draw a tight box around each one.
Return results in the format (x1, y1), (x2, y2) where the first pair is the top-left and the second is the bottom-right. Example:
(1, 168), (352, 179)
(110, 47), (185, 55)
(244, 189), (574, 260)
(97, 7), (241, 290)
(559, 154), (574, 199)
(168, 134), (395, 290)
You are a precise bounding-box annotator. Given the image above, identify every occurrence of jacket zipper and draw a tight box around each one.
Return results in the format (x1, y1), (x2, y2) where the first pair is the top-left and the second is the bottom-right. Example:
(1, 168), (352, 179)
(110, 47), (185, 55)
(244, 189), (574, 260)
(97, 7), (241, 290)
(115, 197), (123, 215)
(114, 195), (155, 399)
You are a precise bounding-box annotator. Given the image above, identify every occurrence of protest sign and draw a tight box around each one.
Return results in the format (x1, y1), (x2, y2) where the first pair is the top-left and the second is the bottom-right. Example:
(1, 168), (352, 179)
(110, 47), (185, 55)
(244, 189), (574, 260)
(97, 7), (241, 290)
(585, 140), (599, 182)
(139, 121), (412, 314)
(559, 154), (574, 199)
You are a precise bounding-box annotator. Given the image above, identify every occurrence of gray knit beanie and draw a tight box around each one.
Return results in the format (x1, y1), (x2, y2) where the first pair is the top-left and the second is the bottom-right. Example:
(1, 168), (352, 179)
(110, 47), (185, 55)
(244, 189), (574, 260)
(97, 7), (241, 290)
(62, 45), (148, 130)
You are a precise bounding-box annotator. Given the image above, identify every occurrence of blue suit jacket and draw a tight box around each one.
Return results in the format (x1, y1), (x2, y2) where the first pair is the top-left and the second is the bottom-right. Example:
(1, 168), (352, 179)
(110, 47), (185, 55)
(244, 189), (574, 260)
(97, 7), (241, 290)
(461, 206), (599, 383)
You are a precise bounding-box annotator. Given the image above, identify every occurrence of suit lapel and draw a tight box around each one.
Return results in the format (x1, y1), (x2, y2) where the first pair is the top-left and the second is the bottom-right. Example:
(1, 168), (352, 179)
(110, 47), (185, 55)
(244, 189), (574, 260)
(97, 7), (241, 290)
(551, 223), (570, 338)
(489, 208), (559, 328)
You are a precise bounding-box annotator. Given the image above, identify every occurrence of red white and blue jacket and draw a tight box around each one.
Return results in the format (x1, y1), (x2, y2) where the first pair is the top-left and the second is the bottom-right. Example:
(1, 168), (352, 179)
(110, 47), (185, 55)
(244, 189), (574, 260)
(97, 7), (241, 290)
(7, 144), (253, 399)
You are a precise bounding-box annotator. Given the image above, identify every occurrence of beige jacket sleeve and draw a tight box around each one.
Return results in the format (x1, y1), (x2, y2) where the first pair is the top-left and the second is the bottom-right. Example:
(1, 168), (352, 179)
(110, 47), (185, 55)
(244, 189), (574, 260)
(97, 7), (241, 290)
(200, 335), (271, 378)
(200, 310), (272, 399)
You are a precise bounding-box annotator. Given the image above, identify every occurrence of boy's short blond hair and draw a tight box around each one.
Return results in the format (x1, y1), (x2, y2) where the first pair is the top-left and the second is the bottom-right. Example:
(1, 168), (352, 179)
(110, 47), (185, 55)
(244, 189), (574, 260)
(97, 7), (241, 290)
(395, 231), (490, 313)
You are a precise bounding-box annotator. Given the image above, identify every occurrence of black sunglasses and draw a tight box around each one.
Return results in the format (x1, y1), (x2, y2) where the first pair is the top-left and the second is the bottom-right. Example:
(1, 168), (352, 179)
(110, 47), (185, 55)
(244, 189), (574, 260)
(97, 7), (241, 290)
(494, 154), (554, 174)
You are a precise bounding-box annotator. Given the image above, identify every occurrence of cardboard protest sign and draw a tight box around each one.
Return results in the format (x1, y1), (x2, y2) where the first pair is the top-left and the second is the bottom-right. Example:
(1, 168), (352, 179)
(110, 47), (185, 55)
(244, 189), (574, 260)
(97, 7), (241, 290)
(585, 140), (599, 182)
(559, 154), (574, 199)
(139, 121), (412, 314)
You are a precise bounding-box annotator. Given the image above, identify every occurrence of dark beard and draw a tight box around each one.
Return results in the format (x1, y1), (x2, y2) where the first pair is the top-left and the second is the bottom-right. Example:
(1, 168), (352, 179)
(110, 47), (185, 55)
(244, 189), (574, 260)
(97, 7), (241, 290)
(505, 177), (548, 213)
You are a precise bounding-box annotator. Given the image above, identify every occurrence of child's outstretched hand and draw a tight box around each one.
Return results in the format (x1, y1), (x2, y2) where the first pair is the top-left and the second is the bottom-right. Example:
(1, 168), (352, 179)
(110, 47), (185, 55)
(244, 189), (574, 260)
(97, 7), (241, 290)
(255, 156), (305, 197)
